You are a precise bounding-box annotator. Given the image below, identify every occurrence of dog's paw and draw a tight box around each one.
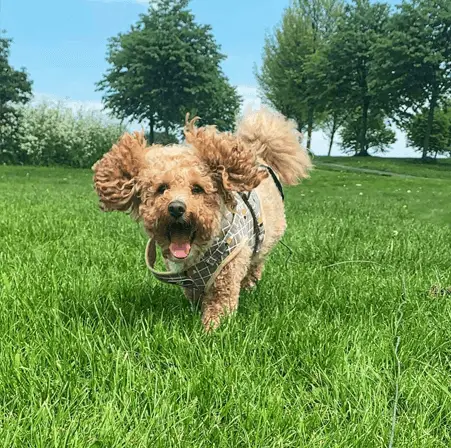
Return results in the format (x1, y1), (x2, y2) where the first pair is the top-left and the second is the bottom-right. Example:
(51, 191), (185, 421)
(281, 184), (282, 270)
(202, 314), (221, 332)
(241, 265), (264, 291)
(241, 275), (259, 291)
(241, 279), (257, 291)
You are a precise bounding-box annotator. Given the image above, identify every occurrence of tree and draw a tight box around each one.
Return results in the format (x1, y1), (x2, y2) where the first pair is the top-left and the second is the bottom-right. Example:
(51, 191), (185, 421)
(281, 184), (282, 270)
(196, 73), (241, 131)
(340, 112), (396, 155)
(0, 33), (32, 158)
(257, 8), (312, 137)
(303, 46), (348, 156)
(374, 0), (451, 159)
(323, 0), (392, 156)
(321, 111), (347, 156)
(257, 0), (343, 152)
(97, 0), (240, 143)
(406, 107), (451, 158)
(294, 0), (344, 151)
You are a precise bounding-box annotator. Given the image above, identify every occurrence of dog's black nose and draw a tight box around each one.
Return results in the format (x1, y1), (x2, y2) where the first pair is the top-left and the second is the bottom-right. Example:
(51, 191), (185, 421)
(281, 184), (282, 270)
(168, 201), (186, 218)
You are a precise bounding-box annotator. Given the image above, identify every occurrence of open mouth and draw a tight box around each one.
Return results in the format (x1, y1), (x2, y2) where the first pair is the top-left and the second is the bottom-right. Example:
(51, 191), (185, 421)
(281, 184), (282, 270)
(167, 221), (196, 260)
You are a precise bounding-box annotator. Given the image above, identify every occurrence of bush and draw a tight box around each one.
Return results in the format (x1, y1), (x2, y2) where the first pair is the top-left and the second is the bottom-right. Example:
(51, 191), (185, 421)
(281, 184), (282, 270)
(0, 109), (24, 164)
(0, 102), (126, 168)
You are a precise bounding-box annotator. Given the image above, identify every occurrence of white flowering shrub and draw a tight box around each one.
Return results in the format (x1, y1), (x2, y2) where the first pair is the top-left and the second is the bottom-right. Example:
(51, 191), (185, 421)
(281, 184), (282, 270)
(0, 102), (126, 168)
(0, 109), (25, 164)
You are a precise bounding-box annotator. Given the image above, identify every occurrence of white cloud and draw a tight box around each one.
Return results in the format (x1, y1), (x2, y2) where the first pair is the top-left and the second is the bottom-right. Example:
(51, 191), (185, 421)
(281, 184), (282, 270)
(32, 93), (105, 112)
(35, 85), (264, 120)
(237, 85), (262, 112)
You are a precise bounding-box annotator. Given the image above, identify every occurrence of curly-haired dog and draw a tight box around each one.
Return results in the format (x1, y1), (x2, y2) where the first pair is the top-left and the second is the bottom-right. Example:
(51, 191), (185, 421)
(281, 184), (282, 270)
(93, 108), (312, 330)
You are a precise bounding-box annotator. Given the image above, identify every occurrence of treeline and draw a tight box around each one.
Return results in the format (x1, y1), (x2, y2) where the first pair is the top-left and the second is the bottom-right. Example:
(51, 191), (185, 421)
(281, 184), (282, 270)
(257, 0), (451, 159)
(2, 0), (451, 166)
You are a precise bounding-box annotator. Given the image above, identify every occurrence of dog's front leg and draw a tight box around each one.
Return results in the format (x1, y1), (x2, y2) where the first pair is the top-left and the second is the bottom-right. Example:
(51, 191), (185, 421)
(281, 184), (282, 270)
(201, 247), (251, 331)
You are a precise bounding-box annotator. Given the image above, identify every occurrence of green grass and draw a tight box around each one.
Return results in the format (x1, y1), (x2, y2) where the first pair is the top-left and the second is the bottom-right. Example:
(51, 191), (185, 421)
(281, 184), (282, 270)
(1, 164), (450, 447)
(315, 155), (451, 179)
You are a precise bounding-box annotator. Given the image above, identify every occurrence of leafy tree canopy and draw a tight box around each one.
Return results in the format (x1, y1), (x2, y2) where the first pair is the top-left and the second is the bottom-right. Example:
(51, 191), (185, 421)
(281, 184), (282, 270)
(373, 0), (451, 158)
(257, 0), (343, 152)
(97, 0), (240, 142)
(0, 32), (33, 152)
(324, 0), (392, 156)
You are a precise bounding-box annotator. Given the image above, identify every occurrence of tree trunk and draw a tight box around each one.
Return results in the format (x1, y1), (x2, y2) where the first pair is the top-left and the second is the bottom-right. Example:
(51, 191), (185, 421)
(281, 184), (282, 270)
(306, 106), (314, 153)
(356, 98), (369, 157)
(423, 84), (438, 160)
(148, 116), (155, 144)
(327, 111), (338, 157)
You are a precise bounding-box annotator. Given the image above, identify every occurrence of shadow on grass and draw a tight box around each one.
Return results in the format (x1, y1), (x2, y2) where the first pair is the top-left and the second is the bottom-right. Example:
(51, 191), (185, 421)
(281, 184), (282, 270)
(59, 278), (200, 331)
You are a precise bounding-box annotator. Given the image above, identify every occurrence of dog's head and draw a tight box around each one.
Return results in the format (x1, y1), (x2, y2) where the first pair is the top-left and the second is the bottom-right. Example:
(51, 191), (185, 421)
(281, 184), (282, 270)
(93, 120), (267, 262)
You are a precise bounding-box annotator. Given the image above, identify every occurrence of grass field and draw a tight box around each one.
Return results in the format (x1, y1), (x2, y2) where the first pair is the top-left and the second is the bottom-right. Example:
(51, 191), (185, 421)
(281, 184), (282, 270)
(316, 156), (451, 180)
(1, 162), (451, 447)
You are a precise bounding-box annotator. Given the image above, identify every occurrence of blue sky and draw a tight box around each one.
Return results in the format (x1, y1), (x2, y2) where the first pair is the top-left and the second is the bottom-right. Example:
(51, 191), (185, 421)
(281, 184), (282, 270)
(1, 0), (412, 156)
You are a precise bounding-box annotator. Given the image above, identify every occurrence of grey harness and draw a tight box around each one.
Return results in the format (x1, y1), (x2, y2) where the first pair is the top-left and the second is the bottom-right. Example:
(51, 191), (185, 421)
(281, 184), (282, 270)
(145, 189), (265, 295)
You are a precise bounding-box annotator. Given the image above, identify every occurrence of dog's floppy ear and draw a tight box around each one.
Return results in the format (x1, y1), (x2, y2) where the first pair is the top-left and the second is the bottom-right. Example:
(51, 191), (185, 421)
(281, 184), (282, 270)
(92, 131), (148, 215)
(184, 115), (268, 194)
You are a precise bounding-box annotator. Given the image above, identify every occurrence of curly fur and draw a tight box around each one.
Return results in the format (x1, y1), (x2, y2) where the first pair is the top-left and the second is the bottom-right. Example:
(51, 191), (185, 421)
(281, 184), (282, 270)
(137, 149), (221, 251)
(237, 108), (312, 184)
(93, 108), (312, 330)
(184, 115), (269, 191)
(184, 115), (269, 208)
(92, 131), (150, 216)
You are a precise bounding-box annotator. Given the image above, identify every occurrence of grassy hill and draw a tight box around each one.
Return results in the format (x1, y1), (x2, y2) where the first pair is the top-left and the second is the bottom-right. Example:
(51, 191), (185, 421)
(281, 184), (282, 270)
(1, 164), (450, 446)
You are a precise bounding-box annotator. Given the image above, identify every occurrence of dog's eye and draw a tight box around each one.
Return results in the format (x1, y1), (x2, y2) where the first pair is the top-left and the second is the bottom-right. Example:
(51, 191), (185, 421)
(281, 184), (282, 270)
(192, 185), (205, 195)
(156, 184), (169, 195)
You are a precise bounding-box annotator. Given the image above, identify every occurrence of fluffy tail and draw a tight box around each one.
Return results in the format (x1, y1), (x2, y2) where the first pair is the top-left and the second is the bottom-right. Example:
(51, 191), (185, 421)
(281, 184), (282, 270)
(236, 108), (312, 185)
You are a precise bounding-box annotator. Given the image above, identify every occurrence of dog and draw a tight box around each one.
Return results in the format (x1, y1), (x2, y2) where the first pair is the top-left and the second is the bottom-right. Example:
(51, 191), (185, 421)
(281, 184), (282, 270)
(93, 108), (312, 330)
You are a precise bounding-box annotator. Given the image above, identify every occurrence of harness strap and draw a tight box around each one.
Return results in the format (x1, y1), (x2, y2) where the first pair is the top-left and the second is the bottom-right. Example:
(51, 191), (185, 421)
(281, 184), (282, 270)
(240, 192), (262, 255)
(261, 164), (284, 201)
(146, 239), (196, 288)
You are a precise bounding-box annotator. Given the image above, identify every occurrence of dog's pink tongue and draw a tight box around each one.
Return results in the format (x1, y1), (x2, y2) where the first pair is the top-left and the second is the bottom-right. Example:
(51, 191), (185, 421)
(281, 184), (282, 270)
(169, 242), (191, 259)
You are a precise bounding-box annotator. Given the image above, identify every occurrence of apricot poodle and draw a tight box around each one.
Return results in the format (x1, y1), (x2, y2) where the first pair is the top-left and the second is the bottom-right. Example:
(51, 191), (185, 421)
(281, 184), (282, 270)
(93, 108), (312, 330)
